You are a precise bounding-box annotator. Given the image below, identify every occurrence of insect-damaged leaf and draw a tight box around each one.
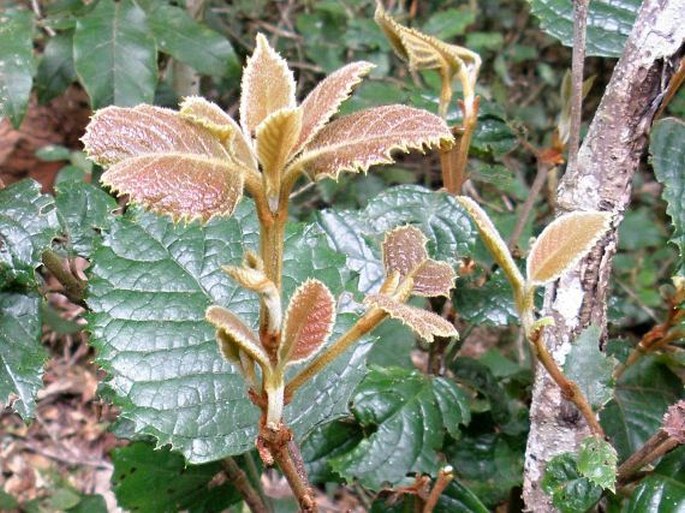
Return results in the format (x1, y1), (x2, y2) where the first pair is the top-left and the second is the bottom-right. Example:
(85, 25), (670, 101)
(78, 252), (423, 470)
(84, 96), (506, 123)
(281, 279), (336, 365)
(205, 306), (268, 368)
(82, 104), (244, 221)
(526, 211), (611, 286)
(413, 260), (455, 298)
(294, 105), (452, 181)
(294, 61), (375, 153)
(239, 33), (296, 137)
(365, 294), (457, 343)
(382, 225), (428, 278)
(256, 108), (302, 200)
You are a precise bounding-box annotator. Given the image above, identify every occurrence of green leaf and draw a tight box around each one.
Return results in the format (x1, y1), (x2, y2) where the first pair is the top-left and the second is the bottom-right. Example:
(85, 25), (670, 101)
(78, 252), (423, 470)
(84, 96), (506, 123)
(422, 7), (476, 40)
(626, 446), (685, 513)
(0, 292), (49, 417)
(55, 180), (117, 257)
(434, 480), (490, 513)
(450, 357), (512, 426)
(541, 453), (603, 513)
(470, 105), (517, 157)
(563, 325), (616, 411)
(601, 356), (683, 461)
(65, 494), (107, 513)
(0, 9), (34, 128)
(0, 180), (61, 289)
(74, 0), (157, 108)
(48, 488), (81, 511)
(529, 0), (640, 57)
(330, 367), (470, 489)
(577, 437), (617, 492)
(111, 441), (241, 513)
(35, 30), (76, 104)
(301, 420), (363, 483)
(146, 4), (238, 77)
(88, 202), (368, 463)
(453, 269), (518, 326)
(650, 118), (685, 266)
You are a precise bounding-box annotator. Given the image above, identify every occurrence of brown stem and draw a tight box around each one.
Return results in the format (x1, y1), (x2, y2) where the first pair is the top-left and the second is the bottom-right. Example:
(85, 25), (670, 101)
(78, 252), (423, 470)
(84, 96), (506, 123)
(566, 0), (589, 174)
(508, 160), (551, 250)
(422, 467), (454, 513)
(41, 250), (86, 306)
(222, 457), (269, 513)
(529, 327), (605, 438)
(617, 432), (678, 484)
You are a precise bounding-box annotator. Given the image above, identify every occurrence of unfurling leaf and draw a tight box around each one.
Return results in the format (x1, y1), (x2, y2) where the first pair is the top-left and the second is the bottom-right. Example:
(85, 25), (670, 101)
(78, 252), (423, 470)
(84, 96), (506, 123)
(281, 279), (336, 365)
(457, 196), (525, 294)
(294, 61), (375, 153)
(413, 260), (455, 297)
(239, 33), (296, 137)
(205, 305), (268, 368)
(365, 294), (457, 342)
(526, 211), (611, 286)
(82, 105), (245, 221)
(382, 225), (429, 278)
(577, 437), (618, 492)
(293, 105), (452, 181)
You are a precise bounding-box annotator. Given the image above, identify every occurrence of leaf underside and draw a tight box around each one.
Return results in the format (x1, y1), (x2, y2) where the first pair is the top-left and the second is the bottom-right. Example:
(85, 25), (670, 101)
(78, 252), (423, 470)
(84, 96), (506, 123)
(205, 305), (267, 367)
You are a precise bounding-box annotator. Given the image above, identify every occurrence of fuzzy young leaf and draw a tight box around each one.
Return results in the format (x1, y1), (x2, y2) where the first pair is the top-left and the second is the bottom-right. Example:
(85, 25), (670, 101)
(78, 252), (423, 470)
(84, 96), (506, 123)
(295, 61), (375, 153)
(205, 306), (268, 368)
(82, 105), (244, 221)
(256, 108), (302, 200)
(365, 294), (457, 342)
(281, 279), (336, 365)
(413, 260), (456, 298)
(239, 33), (296, 136)
(293, 105), (452, 181)
(526, 211), (611, 286)
(0, 10), (34, 128)
(577, 437), (617, 492)
(382, 225), (429, 278)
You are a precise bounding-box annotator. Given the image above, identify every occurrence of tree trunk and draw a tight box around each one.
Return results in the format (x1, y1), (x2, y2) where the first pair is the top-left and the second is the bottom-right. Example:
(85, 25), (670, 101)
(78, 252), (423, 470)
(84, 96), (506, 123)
(522, 0), (685, 509)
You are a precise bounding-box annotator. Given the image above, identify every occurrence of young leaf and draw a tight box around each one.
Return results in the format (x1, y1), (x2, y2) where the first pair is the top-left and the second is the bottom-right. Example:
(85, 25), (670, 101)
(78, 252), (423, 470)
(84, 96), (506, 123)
(293, 105), (452, 181)
(577, 437), (617, 492)
(526, 211), (611, 286)
(413, 260), (455, 298)
(82, 105), (244, 221)
(295, 61), (375, 153)
(205, 305), (269, 369)
(365, 293), (457, 342)
(0, 10), (34, 128)
(382, 225), (429, 278)
(280, 279), (336, 365)
(239, 33), (296, 136)
(456, 196), (525, 294)
(541, 453), (602, 513)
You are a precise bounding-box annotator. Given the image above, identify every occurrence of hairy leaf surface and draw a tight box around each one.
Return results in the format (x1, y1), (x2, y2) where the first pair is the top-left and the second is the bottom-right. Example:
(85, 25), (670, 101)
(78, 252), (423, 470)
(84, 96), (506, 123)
(382, 225), (428, 278)
(256, 108), (302, 198)
(413, 260), (456, 298)
(0, 10), (34, 128)
(206, 306), (267, 367)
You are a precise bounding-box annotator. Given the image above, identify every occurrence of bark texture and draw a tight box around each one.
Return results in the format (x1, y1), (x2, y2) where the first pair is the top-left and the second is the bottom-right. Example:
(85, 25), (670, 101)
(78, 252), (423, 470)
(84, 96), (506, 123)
(522, 0), (685, 509)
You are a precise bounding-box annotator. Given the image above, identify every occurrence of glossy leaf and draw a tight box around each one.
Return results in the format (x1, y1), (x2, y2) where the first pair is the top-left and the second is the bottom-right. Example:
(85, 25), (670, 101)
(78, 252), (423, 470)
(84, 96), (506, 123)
(563, 325), (616, 411)
(82, 104), (244, 221)
(35, 30), (76, 104)
(625, 447), (685, 513)
(541, 453), (602, 513)
(240, 33), (296, 136)
(0, 9), (34, 128)
(281, 279), (335, 365)
(529, 0), (640, 57)
(453, 270), (518, 326)
(434, 480), (490, 513)
(300, 420), (364, 483)
(365, 294), (458, 343)
(146, 3), (238, 77)
(577, 437), (617, 492)
(382, 225), (428, 278)
(331, 367), (470, 489)
(527, 211), (611, 286)
(294, 105), (452, 181)
(0, 293), (48, 418)
(295, 61), (375, 153)
(0, 180), (61, 288)
(111, 441), (241, 513)
(74, 0), (157, 108)
(650, 118), (685, 265)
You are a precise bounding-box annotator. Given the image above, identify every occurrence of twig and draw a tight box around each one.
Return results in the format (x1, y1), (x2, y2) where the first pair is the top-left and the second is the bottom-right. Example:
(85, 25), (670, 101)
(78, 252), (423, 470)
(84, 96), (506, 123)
(422, 466), (454, 513)
(566, 0), (590, 174)
(222, 457), (269, 513)
(245, 451), (271, 512)
(41, 250), (86, 307)
(508, 159), (551, 250)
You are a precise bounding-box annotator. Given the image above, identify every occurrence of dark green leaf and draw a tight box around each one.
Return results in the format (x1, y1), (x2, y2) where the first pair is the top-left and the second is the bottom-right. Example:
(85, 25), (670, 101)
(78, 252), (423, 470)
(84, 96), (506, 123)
(301, 420), (363, 483)
(626, 446), (685, 513)
(35, 144), (72, 162)
(577, 437), (617, 492)
(434, 479), (489, 513)
(0, 180), (61, 289)
(564, 325), (616, 411)
(66, 494), (107, 513)
(330, 367), (470, 489)
(453, 270), (518, 326)
(74, 0), (157, 108)
(111, 441), (241, 513)
(0, 10), (34, 128)
(529, 0), (640, 57)
(0, 489), (19, 509)
(366, 319), (415, 369)
(0, 292), (49, 417)
(470, 106), (517, 157)
(47, 488), (81, 511)
(541, 453), (602, 513)
(601, 356), (683, 461)
(650, 118), (685, 265)
(35, 30), (76, 104)
(146, 4), (238, 77)
(55, 180), (117, 257)
(450, 357), (511, 426)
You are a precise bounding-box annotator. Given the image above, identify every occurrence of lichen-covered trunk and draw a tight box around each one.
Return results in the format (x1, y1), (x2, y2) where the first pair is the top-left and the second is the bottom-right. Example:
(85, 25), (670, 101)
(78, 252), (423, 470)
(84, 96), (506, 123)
(522, 0), (685, 509)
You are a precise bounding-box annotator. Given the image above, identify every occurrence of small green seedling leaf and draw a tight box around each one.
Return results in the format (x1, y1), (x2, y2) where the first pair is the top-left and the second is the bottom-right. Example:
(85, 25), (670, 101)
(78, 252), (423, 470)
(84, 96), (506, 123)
(526, 211), (611, 286)
(281, 279), (336, 365)
(577, 437), (618, 492)
(0, 9), (34, 128)
(541, 453), (603, 513)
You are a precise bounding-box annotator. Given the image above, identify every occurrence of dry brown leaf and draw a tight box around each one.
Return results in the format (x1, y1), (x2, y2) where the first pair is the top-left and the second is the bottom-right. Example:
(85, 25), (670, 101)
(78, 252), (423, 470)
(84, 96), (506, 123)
(382, 225), (428, 277)
(205, 306), (268, 368)
(292, 105), (452, 181)
(294, 61), (375, 154)
(413, 260), (455, 297)
(365, 294), (457, 342)
(280, 279), (336, 365)
(239, 33), (296, 137)
(526, 211), (611, 286)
